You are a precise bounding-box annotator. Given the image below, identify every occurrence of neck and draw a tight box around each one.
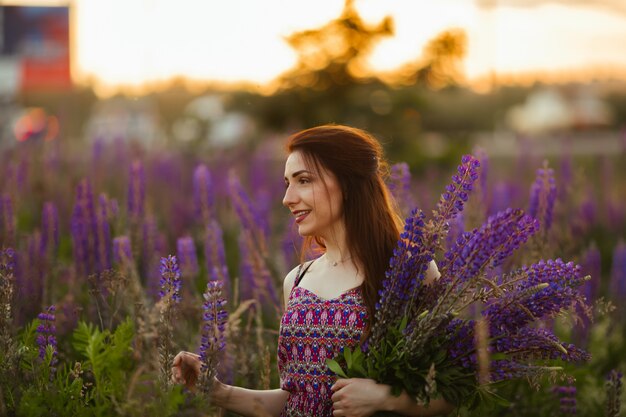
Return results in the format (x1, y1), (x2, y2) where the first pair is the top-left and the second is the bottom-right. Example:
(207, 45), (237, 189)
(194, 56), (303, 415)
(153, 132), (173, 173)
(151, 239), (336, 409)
(320, 226), (352, 267)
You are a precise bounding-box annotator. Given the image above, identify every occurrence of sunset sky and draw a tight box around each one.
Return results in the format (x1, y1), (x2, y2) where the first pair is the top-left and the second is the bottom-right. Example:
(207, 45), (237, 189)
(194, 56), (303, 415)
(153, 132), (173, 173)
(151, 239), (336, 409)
(7, 0), (626, 95)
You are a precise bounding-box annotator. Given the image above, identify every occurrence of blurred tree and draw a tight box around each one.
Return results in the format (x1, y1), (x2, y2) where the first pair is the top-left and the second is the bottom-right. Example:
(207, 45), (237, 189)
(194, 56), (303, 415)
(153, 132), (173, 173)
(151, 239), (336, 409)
(397, 29), (468, 89)
(277, 0), (393, 91)
(230, 0), (473, 169)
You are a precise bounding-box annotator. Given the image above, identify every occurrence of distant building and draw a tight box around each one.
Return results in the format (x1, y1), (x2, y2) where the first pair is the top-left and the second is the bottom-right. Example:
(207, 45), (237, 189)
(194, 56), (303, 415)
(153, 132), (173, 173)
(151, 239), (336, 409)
(0, 6), (72, 96)
(506, 86), (613, 134)
(84, 97), (166, 146)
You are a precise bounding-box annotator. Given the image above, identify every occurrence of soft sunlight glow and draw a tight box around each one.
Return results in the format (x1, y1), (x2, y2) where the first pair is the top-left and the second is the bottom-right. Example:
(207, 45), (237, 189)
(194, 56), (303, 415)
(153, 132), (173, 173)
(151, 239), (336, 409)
(74, 0), (345, 94)
(5, 0), (626, 95)
(360, 0), (477, 72)
(486, 4), (626, 75)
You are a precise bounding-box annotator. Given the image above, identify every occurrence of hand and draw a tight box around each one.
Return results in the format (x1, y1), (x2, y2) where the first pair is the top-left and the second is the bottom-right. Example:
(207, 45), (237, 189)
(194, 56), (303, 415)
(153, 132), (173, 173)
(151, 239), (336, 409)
(331, 378), (391, 417)
(172, 351), (201, 390)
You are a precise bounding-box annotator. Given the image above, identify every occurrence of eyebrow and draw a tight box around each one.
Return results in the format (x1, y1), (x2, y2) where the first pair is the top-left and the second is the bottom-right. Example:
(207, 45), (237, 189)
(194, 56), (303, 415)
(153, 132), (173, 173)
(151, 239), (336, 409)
(284, 170), (311, 180)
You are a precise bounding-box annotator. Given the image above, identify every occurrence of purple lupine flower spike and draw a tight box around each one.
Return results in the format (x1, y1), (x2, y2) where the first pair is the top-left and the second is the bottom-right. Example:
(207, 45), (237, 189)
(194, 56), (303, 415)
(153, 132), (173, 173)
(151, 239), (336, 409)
(432, 155), (480, 230)
(96, 194), (112, 272)
(610, 241), (626, 318)
(159, 255), (182, 303)
(0, 194), (15, 247)
(238, 233), (256, 302)
(40, 202), (59, 258)
(36, 305), (58, 375)
(474, 148), (489, 205)
(238, 231), (280, 307)
(439, 208), (539, 289)
(70, 201), (86, 276)
(445, 213), (464, 252)
(205, 220), (230, 298)
(528, 162), (557, 232)
(0, 248), (16, 275)
(127, 160), (146, 219)
(571, 244), (601, 348)
(606, 199), (625, 233)
(281, 220), (303, 272)
(142, 216), (161, 299)
(91, 137), (104, 166)
(552, 385), (577, 415)
(176, 236), (199, 279)
(193, 164), (214, 227)
(510, 328), (591, 364)
(575, 191), (596, 235)
(26, 232), (44, 308)
(228, 171), (269, 255)
(488, 181), (519, 216)
(198, 280), (228, 394)
(108, 198), (119, 220)
(157, 255), (182, 387)
(484, 259), (586, 332)
(113, 236), (134, 266)
(581, 243), (601, 305)
(372, 208), (433, 347)
(71, 179), (97, 277)
(559, 147), (573, 199)
(388, 162), (415, 216)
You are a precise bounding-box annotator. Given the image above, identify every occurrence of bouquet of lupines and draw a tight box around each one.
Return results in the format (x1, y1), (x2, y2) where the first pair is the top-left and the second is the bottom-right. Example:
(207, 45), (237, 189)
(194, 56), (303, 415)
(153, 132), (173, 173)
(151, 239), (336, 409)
(327, 155), (591, 412)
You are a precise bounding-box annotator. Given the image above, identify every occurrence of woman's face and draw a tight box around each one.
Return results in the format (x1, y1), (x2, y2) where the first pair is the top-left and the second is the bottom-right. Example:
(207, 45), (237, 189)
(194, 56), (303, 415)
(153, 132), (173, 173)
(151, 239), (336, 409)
(283, 151), (344, 238)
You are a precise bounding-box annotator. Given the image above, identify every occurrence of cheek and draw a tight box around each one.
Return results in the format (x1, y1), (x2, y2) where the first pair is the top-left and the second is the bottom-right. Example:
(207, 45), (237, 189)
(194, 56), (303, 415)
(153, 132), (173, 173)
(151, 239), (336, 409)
(328, 192), (344, 219)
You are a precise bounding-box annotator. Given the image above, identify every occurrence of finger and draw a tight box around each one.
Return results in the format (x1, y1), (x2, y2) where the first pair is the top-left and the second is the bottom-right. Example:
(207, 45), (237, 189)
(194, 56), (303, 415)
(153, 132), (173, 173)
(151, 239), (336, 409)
(173, 351), (189, 366)
(174, 351), (198, 364)
(173, 366), (184, 381)
(331, 378), (349, 391)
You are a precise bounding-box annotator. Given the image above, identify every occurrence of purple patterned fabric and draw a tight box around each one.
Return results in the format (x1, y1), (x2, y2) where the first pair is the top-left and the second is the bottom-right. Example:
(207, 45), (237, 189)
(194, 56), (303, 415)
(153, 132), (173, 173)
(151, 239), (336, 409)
(277, 268), (368, 417)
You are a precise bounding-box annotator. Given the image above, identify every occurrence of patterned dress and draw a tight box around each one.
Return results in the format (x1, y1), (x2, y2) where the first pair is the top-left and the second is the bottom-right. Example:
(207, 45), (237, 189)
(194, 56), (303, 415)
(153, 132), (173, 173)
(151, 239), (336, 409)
(277, 261), (368, 417)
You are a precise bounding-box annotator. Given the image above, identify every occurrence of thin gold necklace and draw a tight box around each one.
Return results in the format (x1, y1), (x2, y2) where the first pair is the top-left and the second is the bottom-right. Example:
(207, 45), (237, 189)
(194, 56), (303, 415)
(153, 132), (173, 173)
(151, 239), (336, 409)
(327, 255), (352, 267)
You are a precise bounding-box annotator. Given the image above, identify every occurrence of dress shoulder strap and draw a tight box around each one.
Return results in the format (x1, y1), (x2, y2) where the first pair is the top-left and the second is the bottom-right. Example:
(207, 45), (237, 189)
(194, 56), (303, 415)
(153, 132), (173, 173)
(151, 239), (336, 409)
(294, 260), (315, 287)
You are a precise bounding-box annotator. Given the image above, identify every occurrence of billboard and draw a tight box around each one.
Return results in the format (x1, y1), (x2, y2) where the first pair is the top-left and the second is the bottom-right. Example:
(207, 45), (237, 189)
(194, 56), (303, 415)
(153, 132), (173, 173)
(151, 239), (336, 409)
(0, 6), (71, 95)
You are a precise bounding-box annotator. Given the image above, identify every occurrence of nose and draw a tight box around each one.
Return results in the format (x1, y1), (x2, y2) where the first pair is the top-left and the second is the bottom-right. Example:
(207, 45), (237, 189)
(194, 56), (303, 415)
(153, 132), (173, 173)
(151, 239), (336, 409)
(283, 183), (297, 208)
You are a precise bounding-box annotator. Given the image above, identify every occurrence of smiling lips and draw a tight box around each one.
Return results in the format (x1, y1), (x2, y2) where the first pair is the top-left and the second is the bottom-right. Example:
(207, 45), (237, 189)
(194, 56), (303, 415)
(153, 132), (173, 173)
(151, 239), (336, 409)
(292, 210), (311, 223)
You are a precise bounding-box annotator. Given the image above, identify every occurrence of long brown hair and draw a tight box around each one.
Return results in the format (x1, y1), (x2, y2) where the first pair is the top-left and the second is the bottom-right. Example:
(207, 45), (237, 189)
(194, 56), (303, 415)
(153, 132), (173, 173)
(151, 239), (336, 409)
(286, 124), (403, 334)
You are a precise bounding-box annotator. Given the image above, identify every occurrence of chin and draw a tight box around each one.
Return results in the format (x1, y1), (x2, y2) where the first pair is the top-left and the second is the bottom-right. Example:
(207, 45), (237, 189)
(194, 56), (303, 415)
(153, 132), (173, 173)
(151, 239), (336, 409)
(296, 226), (314, 237)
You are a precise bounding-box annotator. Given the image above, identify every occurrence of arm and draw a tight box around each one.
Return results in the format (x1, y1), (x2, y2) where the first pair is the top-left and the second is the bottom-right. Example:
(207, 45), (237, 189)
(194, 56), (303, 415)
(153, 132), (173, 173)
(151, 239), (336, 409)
(212, 380), (289, 417)
(331, 378), (454, 417)
(283, 265), (299, 306)
(208, 265), (299, 416)
(171, 267), (301, 416)
(173, 351), (290, 417)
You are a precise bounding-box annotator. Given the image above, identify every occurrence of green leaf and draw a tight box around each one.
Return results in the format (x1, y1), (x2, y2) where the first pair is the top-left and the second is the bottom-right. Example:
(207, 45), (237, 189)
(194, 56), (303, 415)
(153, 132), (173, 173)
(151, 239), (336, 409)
(344, 347), (353, 369)
(399, 315), (408, 332)
(326, 359), (348, 379)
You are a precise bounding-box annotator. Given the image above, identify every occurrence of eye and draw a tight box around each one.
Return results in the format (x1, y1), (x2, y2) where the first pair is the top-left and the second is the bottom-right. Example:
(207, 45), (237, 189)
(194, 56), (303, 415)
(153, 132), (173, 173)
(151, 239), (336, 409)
(298, 177), (310, 185)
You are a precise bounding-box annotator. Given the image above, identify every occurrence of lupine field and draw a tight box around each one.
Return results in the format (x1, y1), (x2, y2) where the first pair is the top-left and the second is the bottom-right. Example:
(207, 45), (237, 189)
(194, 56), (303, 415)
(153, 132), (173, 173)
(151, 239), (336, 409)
(0, 132), (625, 417)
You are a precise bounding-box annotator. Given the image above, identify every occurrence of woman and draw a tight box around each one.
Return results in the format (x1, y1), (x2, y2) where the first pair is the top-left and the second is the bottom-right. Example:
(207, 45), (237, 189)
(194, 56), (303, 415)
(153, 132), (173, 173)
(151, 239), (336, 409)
(173, 125), (453, 416)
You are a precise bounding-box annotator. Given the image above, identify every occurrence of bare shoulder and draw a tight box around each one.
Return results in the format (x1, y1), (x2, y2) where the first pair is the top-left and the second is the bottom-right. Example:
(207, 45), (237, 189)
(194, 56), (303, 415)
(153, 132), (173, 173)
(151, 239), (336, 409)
(424, 260), (441, 285)
(283, 265), (301, 305)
